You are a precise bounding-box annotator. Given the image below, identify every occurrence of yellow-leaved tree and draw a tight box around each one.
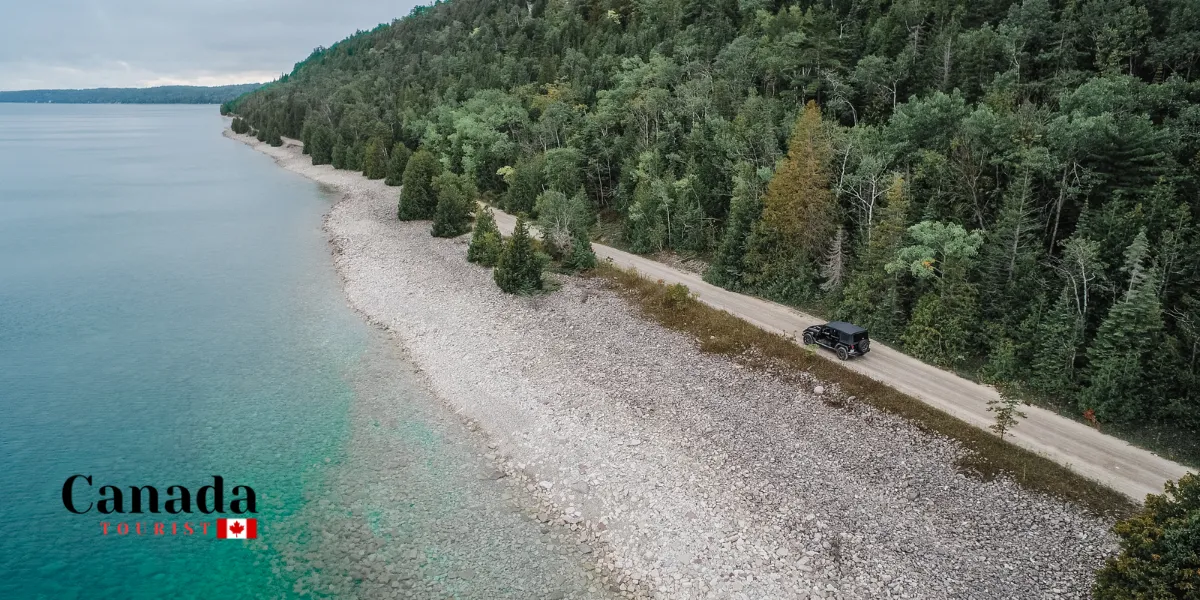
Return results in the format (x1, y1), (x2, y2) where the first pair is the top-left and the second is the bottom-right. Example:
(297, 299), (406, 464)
(744, 100), (837, 303)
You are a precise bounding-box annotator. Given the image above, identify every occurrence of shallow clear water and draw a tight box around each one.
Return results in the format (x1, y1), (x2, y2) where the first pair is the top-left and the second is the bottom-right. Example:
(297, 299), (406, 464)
(0, 105), (604, 600)
(0, 104), (361, 597)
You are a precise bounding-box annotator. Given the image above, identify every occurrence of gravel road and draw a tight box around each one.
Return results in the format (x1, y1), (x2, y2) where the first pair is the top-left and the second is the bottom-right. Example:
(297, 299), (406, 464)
(228, 130), (1118, 599)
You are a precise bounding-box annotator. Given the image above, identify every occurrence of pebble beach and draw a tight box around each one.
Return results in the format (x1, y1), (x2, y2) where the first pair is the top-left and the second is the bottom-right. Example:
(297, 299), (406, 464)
(226, 129), (1117, 599)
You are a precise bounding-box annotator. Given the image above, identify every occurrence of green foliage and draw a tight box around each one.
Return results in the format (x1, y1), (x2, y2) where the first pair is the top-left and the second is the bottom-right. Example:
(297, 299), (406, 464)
(398, 150), (442, 221)
(503, 155), (545, 216)
(494, 217), (543, 294)
(886, 221), (985, 280)
(535, 190), (596, 271)
(467, 206), (502, 267)
(431, 172), (476, 238)
(385, 144), (411, 186)
(838, 175), (910, 339)
(1093, 473), (1200, 598)
(225, 0), (1200, 463)
(331, 143), (347, 170)
(1082, 238), (1166, 423)
(1029, 290), (1085, 396)
(902, 279), (981, 368)
(362, 140), (388, 180)
(542, 147), (584, 194)
(706, 164), (765, 288)
(743, 102), (836, 303)
(230, 117), (250, 135)
(308, 125), (334, 165)
(987, 387), (1027, 441)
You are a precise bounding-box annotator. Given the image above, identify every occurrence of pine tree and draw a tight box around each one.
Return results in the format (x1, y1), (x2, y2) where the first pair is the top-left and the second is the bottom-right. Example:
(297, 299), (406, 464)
(980, 169), (1044, 325)
(398, 150), (442, 220)
(706, 164), (764, 289)
(1082, 246), (1165, 423)
(345, 142), (364, 171)
(743, 101), (836, 302)
(1093, 473), (1200, 598)
(838, 175), (910, 339)
(1029, 289), (1083, 396)
(757, 101), (835, 257)
(468, 206), (503, 267)
(504, 154), (544, 215)
(901, 279), (981, 367)
(385, 143), (412, 186)
(332, 142), (348, 169)
(494, 217), (543, 294)
(889, 221), (984, 366)
(363, 140), (388, 179)
(309, 126), (334, 165)
(987, 387), (1027, 441)
(431, 172), (475, 238)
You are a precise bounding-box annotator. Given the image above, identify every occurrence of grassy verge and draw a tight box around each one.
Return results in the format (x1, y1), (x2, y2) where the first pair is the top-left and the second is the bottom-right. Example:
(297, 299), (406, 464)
(594, 262), (1137, 518)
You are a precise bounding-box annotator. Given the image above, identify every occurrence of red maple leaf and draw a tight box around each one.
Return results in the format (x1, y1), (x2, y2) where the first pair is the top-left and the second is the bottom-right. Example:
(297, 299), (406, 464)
(229, 521), (245, 536)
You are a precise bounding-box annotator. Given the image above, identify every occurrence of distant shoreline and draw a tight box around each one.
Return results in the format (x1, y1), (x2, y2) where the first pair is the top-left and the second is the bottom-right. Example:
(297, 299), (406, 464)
(0, 83), (261, 105)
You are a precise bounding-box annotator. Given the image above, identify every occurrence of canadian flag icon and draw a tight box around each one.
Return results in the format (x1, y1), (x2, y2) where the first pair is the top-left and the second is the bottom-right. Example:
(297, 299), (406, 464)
(216, 518), (257, 539)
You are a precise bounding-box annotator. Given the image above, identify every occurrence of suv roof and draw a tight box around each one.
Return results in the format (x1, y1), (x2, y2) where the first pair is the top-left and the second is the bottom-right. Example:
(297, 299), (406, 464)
(826, 321), (867, 335)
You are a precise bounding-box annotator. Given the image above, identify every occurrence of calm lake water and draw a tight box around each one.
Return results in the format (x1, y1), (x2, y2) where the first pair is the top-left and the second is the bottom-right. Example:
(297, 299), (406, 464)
(0, 104), (602, 600)
(0, 104), (362, 597)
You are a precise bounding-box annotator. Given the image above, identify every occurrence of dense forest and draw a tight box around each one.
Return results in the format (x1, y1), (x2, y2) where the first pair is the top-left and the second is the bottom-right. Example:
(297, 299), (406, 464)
(226, 0), (1200, 462)
(0, 83), (262, 104)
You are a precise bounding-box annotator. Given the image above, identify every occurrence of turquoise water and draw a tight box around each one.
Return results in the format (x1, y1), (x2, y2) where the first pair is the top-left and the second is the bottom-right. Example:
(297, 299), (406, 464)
(0, 105), (364, 597)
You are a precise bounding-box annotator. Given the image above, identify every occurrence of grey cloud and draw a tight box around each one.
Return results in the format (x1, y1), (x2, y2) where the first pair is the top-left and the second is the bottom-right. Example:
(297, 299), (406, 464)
(0, 0), (422, 89)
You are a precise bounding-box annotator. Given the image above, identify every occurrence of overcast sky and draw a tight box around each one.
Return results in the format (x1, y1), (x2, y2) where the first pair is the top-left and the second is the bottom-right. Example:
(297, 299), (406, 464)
(0, 0), (423, 91)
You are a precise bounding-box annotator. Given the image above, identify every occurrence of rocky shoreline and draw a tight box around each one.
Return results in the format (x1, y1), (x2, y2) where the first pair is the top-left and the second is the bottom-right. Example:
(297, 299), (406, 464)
(226, 129), (1116, 599)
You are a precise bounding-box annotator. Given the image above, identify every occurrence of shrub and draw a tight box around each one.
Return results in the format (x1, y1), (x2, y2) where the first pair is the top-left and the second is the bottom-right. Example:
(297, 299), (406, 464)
(494, 217), (542, 294)
(398, 150), (442, 220)
(362, 140), (388, 179)
(468, 206), (503, 267)
(431, 172), (475, 238)
(1093, 473), (1200, 599)
(385, 143), (412, 186)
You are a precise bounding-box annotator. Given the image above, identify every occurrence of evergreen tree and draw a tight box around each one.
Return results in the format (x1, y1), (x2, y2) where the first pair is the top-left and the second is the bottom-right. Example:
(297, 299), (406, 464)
(1029, 289), (1084, 397)
(398, 150), (442, 220)
(888, 221), (984, 366)
(1093, 473), (1200, 598)
(468, 206), (503, 267)
(331, 142), (348, 169)
(1082, 235), (1165, 423)
(706, 164), (764, 289)
(431, 172), (475, 238)
(504, 154), (545, 215)
(980, 168), (1046, 326)
(385, 143), (412, 186)
(838, 175), (911, 340)
(987, 387), (1027, 441)
(743, 101), (836, 303)
(309, 125), (334, 165)
(362, 140), (388, 179)
(494, 217), (543, 294)
(345, 142), (364, 172)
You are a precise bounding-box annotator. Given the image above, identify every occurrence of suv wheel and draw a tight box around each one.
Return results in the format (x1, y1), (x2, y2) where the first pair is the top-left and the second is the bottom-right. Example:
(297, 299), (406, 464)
(859, 340), (870, 353)
(803, 332), (815, 345)
(836, 345), (849, 361)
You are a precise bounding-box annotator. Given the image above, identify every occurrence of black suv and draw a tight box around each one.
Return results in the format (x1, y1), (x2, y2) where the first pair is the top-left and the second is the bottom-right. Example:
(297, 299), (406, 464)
(802, 321), (870, 360)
